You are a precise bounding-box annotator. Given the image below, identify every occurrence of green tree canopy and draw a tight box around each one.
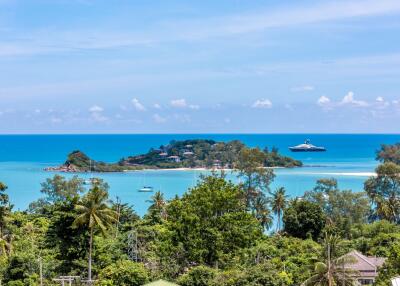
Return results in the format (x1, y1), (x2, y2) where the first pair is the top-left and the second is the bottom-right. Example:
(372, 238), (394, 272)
(98, 260), (149, 286)
(364, 162), (400, 223)
(304, 178), (370, 235)
(283, 199), (326, 240)
(163, 175), (262, 268)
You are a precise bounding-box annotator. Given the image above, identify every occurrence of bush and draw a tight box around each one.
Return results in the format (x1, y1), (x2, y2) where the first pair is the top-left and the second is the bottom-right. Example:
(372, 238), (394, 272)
(98, 260), (149, 286)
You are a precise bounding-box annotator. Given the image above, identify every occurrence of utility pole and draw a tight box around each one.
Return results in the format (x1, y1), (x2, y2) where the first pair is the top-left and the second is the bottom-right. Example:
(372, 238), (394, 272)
(128, 230), (139, 262)
(115, 196), (121, 237)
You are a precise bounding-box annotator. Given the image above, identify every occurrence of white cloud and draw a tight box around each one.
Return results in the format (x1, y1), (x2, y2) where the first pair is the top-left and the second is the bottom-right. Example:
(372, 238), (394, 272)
(252, 99), (272, 109)
(291, 85), (314, 92)
(340, 91), (368, 107)
(317, 95), (331, 106)
(91, 112), (108, 122)
(153, 113), (167, 123)
(153, 103), (162, 109)
(88, 105), (108, 122)
(375, 96), (390, 109)
(131, 98), (146, 111)
(89, 105), (104, 112)
(170, 99), (187, 108)
(170, 99), (200, 110)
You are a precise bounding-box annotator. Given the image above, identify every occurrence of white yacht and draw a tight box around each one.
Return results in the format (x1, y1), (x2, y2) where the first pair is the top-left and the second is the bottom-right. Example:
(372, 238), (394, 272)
(289, 139), (326, 152)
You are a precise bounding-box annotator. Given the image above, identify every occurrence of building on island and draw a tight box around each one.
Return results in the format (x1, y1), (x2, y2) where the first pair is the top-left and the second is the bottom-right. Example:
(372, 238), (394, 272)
(167, 155), (181, 163)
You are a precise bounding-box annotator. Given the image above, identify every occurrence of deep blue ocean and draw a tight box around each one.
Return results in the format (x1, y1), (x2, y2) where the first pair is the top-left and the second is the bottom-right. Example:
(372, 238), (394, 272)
(0, 134), (399, 215)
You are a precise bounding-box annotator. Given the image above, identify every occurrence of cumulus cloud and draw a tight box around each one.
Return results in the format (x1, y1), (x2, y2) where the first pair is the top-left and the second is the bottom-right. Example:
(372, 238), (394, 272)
(153, 113), (167, 123)
(91, 112), (108, 122)
(132, 98), (146, 111)
(170, 99), (187, 108)
(317, 96), (331, 106)
(170, 99), (200, 110)
(153, 103), (162, 109)
(340, 91), (368, 107)
(89, 105), (104, 112)
(89, 105), (108, 122)
(252, 99), (272, 109)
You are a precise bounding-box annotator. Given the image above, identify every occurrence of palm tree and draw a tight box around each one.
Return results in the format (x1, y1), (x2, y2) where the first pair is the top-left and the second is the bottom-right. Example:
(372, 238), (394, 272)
(147, 191), (167, 220)
(269, 187), (288, 232)
(252, 195), (272, 231)
(73, 185), (117, 282)
(302, 233), (358, 286)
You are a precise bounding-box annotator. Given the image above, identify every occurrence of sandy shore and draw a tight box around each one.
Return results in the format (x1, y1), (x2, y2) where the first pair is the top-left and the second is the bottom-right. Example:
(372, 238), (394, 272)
(308, 172), (376, 177)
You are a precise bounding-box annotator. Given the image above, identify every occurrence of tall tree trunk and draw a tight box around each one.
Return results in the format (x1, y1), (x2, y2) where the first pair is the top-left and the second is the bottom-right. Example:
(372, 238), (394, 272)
(327, 242), (332, 286)
(276, 210), (281, 232)
(88, 227), (93, 281)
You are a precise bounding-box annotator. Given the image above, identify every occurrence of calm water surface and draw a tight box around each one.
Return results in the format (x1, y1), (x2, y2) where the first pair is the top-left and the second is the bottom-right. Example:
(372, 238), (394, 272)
(0, 134), (398, 214)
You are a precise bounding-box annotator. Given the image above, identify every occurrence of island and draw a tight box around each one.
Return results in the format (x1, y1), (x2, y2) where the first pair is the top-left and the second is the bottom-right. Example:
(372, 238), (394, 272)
(44, 139), (302, 172)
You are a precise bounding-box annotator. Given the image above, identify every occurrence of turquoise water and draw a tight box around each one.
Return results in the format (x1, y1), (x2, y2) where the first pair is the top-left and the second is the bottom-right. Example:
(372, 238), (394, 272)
(0, 134), (399, 215)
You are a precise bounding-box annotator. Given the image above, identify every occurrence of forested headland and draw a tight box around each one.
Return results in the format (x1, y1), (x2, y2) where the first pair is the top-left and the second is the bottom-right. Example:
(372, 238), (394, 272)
(45, 139), (302, 172)
(1, 143), (400, 285)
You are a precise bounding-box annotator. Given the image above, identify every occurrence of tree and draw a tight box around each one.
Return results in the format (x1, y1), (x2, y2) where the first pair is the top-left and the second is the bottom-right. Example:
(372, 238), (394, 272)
(29, 175), (85, 213)
(98, 260), (149, 286)
(0, 182), (11, 236)
(252, 195), (273, 231)
(364, 162), (400, 223)
(374, 241), (400, 286)
(236, 148), (275, 224)
(304, 178), (370, 235)
(146, 191), (167, 223)
(236, 148), (275, 201)
(283, 199), (325, 240)
(163, 175), (262, 269)
(269, 187), (288, 232)
(45, 197), (89, 275)
(376, 143), (400, 164)
(301, 233), (358, 286)
(73, 181), (117, 281)
(178, 265), (217, 286)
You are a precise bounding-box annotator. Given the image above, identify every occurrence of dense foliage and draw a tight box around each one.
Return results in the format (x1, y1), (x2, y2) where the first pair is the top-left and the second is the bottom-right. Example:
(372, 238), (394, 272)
(5, 142), (400, 285)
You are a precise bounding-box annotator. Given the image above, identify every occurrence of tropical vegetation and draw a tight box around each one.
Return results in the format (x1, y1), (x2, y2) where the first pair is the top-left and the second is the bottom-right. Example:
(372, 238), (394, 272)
(1, 143), (400, 285)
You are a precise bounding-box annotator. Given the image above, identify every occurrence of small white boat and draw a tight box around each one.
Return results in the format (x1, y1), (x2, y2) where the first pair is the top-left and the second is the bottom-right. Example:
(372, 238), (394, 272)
(138, 186), (154, 192)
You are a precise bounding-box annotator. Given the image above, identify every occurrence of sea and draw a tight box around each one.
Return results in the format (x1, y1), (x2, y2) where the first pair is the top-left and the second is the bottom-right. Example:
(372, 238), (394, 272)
(0, 134), (398, 215)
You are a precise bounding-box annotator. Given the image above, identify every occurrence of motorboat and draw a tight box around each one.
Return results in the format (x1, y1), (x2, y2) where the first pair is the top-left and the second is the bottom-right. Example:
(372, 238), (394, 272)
(289, 139), (326, 152)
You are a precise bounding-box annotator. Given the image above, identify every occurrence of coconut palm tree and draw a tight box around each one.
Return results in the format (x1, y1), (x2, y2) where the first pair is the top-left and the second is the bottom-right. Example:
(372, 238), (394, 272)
(146, 191), (167, 222)
(302, 233), (358, 286)
(269, 187), (288, 232)
(73, 185), (117, 282)
(252, 195), (273, 231)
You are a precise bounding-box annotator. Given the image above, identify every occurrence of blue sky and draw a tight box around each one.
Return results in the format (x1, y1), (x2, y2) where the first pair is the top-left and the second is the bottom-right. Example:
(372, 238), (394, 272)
(1, 0), (400, 133)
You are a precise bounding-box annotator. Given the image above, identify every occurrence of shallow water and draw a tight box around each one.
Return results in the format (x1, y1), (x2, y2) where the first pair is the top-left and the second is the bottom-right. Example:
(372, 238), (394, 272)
(0, 134), (398, 214)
